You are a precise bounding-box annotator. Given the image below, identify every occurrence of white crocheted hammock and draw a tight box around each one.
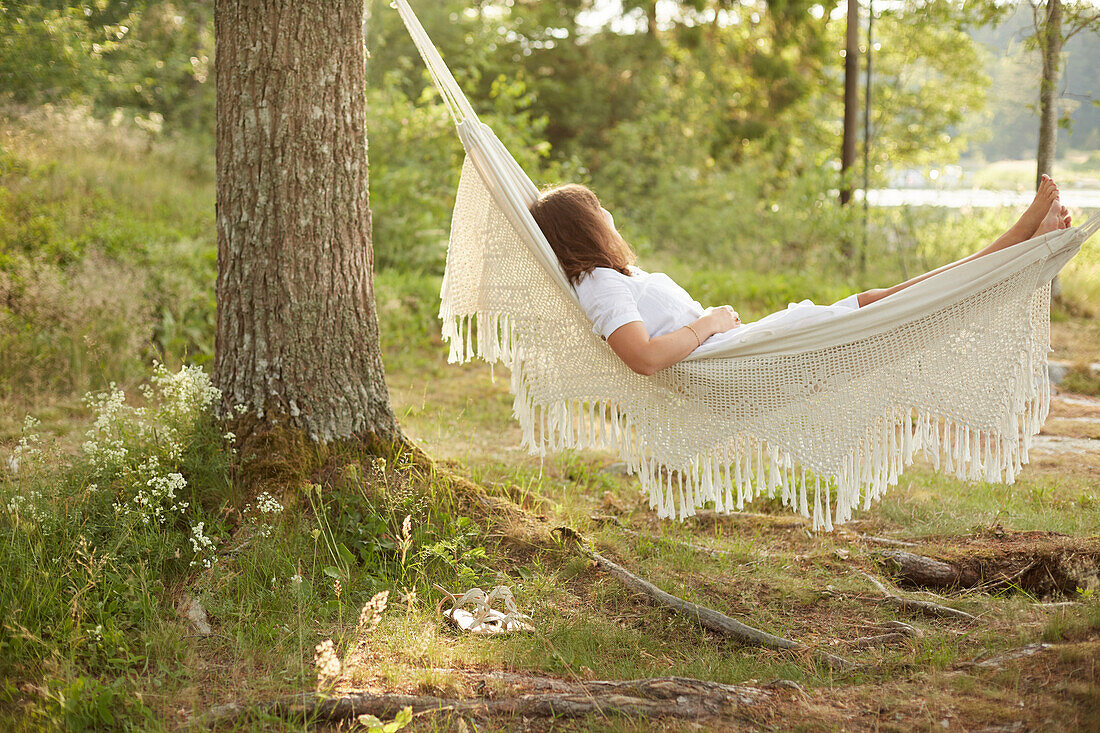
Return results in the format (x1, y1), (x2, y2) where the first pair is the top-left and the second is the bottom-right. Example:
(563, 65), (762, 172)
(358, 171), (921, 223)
(393, 1), (1095, 530)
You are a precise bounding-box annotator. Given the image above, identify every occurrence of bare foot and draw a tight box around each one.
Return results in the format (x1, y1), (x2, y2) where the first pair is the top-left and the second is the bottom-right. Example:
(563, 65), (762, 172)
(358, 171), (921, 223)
(1035, 197), (1068, 237)
(1019, 175), (1059, 236)
(1061, 205), (1072, 228)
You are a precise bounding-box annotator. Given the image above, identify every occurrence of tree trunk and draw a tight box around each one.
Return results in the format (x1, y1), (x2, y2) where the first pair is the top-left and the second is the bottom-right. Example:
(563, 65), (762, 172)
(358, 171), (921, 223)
(213, 0), (398, 443)
(840, 0), (859, 206)
(1036, 0), (1063, 189)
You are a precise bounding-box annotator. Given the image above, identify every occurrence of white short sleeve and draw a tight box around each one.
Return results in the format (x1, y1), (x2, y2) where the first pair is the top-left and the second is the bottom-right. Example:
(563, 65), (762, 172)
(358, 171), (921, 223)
(574, 269), (643, 339)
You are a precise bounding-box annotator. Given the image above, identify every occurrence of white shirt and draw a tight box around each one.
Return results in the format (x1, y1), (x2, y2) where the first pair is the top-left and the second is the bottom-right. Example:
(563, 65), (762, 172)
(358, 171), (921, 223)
(574, 265), (861, 353)
(574, 266), (704, 340)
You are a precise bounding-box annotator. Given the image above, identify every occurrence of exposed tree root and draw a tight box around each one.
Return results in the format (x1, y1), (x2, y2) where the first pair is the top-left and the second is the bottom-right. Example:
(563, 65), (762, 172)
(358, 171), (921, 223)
(855, 570), (977, 621)
(846, 621), (921, 649)
(875, 535), (1100, 599)
(968, 643), (1052, 669)
(553, 528), (853, 670)
(201, 674), (776, 727)
(877, 550), (978, 589)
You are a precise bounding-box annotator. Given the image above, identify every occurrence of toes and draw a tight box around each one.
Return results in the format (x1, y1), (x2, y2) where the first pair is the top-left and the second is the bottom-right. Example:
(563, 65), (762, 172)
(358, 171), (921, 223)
(1037, 176), (1058, 202)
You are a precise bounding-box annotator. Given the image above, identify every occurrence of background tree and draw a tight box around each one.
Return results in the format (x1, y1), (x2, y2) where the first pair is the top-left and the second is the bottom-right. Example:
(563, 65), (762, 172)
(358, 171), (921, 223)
(841, 0), (859, 205)
(213, 0), (397, 443)
(1029, 0), (1099, 186)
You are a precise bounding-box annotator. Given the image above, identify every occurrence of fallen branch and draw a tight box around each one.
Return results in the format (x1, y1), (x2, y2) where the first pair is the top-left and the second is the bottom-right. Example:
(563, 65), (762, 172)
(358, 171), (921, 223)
(201, 675), (775, 727)
(553, 528), (852, 670)
(855, 570), (977, 622)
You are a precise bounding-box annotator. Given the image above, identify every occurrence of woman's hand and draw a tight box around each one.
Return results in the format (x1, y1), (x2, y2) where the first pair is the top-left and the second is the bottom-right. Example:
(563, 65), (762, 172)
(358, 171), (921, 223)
(703, 305), (741, 335)
(606, 306), (742, 377)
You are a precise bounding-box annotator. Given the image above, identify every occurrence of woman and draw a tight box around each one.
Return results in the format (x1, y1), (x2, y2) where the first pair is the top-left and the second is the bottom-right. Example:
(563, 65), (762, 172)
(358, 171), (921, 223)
(529, 177), (1072, 376)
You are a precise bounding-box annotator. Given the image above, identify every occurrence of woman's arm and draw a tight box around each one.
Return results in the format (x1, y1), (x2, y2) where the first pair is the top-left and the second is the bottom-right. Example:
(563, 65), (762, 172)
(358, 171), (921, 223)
(606, 306), (740, 376)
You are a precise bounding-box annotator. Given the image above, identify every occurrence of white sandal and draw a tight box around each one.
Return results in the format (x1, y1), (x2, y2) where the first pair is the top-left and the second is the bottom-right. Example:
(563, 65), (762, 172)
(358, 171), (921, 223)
(436, 584), (533, 634)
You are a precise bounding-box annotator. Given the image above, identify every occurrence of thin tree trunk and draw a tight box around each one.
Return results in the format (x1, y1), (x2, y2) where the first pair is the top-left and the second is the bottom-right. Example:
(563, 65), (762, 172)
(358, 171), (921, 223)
(1036, 0), (1063, 189)
(1036, 0), (1064, 297)
(214, 0), (398, 442)
(840, 0), (859, 206)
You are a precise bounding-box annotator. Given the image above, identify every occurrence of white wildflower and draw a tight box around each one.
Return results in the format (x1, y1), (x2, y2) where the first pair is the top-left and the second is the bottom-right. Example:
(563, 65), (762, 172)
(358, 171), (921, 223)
(255, 492), (283, 515)
(290, 573), (303, 585)
(5, 491), (48, 524)
(120, 471), (188, 526)
(188, 521), (217, 568)
(150, 361), (221, 418)
(12, 415), (43, 465)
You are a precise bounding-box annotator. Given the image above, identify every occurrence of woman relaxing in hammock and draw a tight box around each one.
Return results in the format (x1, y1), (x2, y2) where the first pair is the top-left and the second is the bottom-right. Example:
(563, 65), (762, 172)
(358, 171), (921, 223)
(530, 175), (1072, 376)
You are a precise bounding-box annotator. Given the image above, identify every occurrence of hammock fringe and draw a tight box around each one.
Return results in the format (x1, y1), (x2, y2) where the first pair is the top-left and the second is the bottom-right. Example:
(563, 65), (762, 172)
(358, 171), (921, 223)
(441, 302), (1054, 531)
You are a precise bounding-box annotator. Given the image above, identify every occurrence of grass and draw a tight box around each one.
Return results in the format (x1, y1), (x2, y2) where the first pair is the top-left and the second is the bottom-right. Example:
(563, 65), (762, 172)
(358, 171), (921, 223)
(1, 111), (1098, 731)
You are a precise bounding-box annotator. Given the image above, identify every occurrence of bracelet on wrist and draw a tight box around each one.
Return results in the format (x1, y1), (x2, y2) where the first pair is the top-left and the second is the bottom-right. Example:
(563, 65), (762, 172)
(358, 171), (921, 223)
(685, 323), (702, 347)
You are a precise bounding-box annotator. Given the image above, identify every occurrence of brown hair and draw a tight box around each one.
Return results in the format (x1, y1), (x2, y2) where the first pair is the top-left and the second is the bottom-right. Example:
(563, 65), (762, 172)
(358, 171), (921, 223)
(529, 184), (636, 284)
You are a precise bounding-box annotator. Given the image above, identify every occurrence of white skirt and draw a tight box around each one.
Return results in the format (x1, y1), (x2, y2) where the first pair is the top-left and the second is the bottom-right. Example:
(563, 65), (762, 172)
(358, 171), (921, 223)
(694, 293), (860, 355)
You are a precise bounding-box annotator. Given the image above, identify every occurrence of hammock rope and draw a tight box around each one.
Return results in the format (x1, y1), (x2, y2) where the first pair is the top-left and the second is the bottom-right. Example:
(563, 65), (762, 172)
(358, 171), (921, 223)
(391, 0), (1097, 530)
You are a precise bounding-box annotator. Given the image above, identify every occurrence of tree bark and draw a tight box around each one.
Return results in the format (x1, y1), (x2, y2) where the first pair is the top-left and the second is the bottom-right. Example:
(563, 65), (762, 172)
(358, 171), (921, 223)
(213, 0), (398, 442)
(1036, 0), (1063, 189)
(840, 0), (859, 206)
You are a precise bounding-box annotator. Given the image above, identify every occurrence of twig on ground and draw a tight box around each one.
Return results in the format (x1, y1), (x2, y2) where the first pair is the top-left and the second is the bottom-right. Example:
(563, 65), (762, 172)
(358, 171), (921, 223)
(552, 527), (852, 670)
(857, 534), (918, 548)
(200, 674), (775, 727)
(855, 570), (977, 621)
(1034, 600), (1081, 609)
(972, 559), (1040, 594)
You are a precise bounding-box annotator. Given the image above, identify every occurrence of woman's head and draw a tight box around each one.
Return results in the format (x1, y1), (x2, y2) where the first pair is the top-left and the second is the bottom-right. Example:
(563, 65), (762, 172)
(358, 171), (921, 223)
(530, 184), (636, 284)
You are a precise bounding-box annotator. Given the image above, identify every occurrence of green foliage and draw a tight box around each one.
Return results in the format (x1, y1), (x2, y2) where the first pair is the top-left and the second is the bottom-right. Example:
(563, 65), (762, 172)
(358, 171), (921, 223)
(367, 71), (566, 272)
(0, 1), (214, 134)
(0, 3), (107, 106)
(32, 675), (154, 732)
(861, 0), (991, 174)
(358, 706), (414, 733)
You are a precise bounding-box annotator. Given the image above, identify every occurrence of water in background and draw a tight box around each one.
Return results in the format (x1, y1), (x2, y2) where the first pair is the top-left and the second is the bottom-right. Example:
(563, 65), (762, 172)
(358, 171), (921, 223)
(865, 189), (1100, 209)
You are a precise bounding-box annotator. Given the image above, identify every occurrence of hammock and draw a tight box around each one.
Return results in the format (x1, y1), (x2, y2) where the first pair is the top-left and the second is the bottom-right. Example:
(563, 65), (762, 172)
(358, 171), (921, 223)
(392, 0), (1096, 530)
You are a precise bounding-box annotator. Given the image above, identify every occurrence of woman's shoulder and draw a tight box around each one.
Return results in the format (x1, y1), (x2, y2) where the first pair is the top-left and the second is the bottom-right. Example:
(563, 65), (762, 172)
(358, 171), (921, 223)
(577, 266), (636, 288)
